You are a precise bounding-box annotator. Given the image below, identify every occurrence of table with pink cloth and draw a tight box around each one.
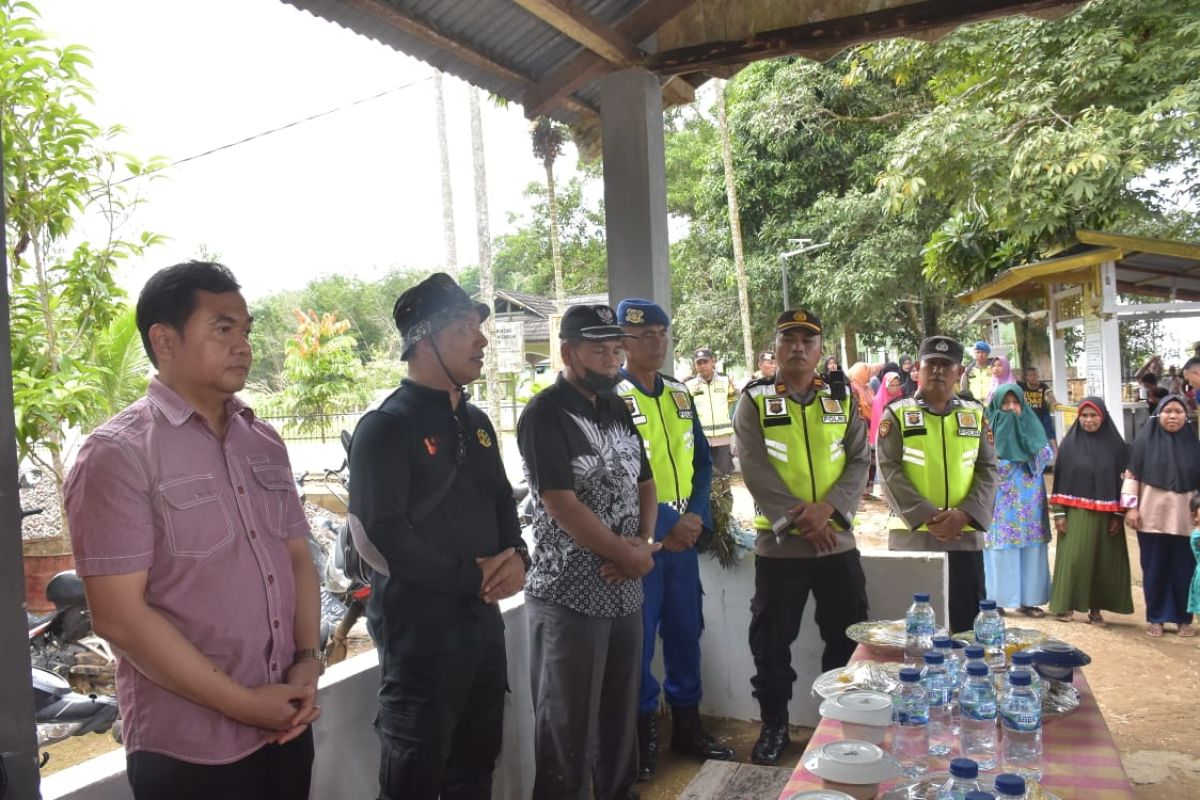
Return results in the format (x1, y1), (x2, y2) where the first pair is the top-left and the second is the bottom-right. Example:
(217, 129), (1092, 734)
(780, 645), (1135, 799)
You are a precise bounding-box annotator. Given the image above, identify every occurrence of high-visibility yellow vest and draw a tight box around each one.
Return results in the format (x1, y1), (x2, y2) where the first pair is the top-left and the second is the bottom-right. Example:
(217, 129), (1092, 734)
(747, 383), (850, 532)
(617, 375), (696, 505)
(686, 373), (735, 440)
(892, 397), (984, 530)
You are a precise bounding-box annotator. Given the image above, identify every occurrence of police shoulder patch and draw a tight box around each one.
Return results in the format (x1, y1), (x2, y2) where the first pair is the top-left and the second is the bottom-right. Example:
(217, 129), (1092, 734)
(878, 419), (892, 438)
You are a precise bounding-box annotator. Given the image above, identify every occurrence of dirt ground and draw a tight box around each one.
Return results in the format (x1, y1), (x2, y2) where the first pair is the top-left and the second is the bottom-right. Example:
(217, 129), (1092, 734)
(41, 484), (1200, 799)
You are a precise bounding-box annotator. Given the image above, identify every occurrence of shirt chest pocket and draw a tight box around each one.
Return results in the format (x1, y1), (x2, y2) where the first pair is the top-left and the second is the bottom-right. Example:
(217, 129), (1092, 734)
(251, 464), (296, 536)
(158, 475), (235, 558)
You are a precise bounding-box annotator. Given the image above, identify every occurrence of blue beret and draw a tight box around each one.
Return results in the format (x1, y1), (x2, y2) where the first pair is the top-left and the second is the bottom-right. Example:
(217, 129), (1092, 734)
(973, 340), (991, 354)
(616, 298), (670, 328)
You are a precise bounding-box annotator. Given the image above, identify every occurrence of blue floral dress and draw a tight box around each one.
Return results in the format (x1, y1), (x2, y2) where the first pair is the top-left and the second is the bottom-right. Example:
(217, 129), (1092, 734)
(984, 443), (1054, 607)
(1189, 529), (1200, 615)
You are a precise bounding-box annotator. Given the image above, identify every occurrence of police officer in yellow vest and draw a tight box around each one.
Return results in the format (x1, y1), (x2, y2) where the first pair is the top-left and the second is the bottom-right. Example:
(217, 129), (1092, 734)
(878, 336), (999, 634)
(615, 299), (735, 781)
(734, 309), (871, 766)
(687, 349), (737, 475)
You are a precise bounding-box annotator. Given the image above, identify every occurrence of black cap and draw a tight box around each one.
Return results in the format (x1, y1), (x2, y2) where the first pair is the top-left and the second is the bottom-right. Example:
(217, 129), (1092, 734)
(917, 335), (964, 364)
(559, 304), (631, 341)
(775, 309), (822, 334)
(393, 273), (490, 360)
(693, 348), (715, 362)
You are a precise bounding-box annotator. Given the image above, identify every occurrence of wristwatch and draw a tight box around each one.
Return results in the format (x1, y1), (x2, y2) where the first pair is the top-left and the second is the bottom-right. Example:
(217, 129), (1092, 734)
(515, 543), (532, 572)
(294, 648), (326, 675)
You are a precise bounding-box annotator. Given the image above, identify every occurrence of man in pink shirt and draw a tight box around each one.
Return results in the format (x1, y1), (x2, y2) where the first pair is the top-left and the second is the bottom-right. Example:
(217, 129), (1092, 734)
(64, 261), (321, 800)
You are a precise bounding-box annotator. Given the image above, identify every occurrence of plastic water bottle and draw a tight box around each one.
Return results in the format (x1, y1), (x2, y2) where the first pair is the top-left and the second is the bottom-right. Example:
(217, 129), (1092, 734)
(965, 793), (997, 800)
(934, 635), (964, 686)
(974, 600), (1007, 670)
(963, 644), (986, 673)
(892, 667), (930, 777)
(994, 773), (1027, 799)
(1009, 650), (1044, 698)
(938, 757), (982, 799)
(1000, 672), (1043, 780)
(922, 651), (955, 756)
(906, 592), (937, 664)
(959, 662), (998, 769)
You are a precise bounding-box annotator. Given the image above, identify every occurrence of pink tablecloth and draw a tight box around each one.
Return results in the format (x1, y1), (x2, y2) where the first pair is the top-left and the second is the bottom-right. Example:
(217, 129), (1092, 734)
(780, 645), (1135, 799)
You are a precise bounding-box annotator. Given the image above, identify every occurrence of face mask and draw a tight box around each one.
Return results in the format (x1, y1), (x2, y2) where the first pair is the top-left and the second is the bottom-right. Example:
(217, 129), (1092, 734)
(581, 367), (621, 395)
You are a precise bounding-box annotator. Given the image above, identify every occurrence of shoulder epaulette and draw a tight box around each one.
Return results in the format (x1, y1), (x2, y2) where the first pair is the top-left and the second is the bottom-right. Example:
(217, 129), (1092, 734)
(742, 375), (775, 395)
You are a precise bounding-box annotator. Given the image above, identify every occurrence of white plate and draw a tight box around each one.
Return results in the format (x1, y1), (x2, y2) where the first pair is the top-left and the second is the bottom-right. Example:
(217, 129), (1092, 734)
(820, 691), (894, 727)
(803, 740), (903, 784)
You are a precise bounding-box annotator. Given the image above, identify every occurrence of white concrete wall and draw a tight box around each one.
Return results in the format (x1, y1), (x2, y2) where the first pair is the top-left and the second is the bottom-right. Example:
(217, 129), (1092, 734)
(40, 551), (945, 799)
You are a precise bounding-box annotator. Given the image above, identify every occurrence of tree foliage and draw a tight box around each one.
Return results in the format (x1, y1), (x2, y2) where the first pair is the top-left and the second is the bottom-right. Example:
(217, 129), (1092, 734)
(3, 0), (164, 532)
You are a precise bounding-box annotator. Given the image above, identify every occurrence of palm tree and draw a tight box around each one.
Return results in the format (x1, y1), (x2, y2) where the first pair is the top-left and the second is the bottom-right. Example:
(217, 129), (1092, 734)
(530, 117), (568, 311)
(434, 71), (458, 275)
(717, 81), (755, 373)
(469, 88), (503, 429)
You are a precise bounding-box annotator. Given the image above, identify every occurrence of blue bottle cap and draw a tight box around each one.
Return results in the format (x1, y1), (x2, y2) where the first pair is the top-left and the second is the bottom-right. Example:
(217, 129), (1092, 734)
(922, 651), (944, 665)
(899, 667), (922, 683)
(979, 599), (997, 610)
(966, 662), (989, 676)
(932, 636), (954, 648)
(1011, 650), (1033, 666)
(995, 773), (1027, 794)
(913, 592), (930, 602)
(949, 757), (979, 778)
(964, 645), (985, 659)
(1009, 671), (1032, 686)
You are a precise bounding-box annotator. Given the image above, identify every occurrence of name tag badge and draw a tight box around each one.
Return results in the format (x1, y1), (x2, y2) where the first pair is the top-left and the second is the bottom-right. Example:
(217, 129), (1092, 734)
(671, 390), (694, 419)
(623, 396), (648, 425)
(903, 409), (924, 428)
(822, 415), (848, 424)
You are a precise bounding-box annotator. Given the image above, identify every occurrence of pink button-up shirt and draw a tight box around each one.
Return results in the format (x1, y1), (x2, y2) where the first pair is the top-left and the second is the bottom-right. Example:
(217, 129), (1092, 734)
(64, 379), (310, 764)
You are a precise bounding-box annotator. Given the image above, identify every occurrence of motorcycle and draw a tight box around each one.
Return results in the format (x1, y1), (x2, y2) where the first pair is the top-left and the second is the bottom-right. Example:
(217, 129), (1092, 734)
(32, 666), (120, 749)
(27, 568), (116, 695)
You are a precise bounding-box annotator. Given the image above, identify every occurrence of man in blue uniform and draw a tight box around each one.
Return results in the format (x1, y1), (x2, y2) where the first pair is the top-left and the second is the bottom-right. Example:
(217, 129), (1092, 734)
(616, 299), (735, 781)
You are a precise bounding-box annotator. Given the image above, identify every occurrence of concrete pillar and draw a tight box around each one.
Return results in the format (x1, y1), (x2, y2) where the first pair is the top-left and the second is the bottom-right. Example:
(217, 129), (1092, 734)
(598, 69), (671, 313)
(1098, 260), (1125, 437)
(1046, 283), (1069, 438)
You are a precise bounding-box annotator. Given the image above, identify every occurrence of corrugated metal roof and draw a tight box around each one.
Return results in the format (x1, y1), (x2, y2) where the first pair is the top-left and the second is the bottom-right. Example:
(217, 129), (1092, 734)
(281, 0), (1079, 124)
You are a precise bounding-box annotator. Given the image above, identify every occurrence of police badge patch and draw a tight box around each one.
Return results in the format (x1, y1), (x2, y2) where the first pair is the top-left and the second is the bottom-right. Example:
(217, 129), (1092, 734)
(765, 397), (787, 416)
(623, 395), (647, 425)
(625, 308), (644, 324)
(821, 397), (842, 415)
(671, 390), (694, 419)
(904, 409), (924, 427)
(957, 412), (978, 428)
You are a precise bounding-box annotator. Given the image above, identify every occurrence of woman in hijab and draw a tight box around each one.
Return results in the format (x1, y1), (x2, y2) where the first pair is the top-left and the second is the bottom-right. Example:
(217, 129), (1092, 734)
(986, 356), (1015, 406)
(985, 384), (1054, 616)
(1048, 398), (1133, 625)
(902, 361), (920, 397)
(870, 372), (903, 445)
(1122, 394), (1200, 637)
(847, 362), (875, 422)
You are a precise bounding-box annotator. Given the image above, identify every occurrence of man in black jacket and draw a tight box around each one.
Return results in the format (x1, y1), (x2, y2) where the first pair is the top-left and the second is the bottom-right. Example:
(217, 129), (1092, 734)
(349, 273), (529, 800)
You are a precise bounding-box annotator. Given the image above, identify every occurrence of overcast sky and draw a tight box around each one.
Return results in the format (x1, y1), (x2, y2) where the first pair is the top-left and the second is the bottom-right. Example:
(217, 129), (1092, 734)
(38, 0), (581, 300)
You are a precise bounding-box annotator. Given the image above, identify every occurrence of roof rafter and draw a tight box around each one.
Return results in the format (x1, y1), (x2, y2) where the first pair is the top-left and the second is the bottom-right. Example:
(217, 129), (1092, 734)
(644, 0), (1080, 75)
(512, 0), (643, 66)
(339, 0), (598, 117)
(522, 0), (700, 118)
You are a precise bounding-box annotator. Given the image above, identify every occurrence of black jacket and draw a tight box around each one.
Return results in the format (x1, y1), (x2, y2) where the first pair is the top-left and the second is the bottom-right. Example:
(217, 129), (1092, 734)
(349, 380), (524, 664)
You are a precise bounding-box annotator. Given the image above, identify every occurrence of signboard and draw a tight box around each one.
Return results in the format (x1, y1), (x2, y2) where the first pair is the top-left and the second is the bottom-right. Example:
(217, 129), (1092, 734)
(1083, 314), (1104, 397)
(491, 318), (525, 374)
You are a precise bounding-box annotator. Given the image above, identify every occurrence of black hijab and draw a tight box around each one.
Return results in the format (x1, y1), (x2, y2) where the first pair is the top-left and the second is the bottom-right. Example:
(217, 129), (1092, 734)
(1128, 394), (1200, 493)
(1051, 397), (1128, 507)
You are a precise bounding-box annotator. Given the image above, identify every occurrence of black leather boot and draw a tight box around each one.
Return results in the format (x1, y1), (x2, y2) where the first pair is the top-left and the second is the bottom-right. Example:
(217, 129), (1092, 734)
(636, 711), (658, 781)
(670, 705), (735, 761)
(750, 708), (791, 766)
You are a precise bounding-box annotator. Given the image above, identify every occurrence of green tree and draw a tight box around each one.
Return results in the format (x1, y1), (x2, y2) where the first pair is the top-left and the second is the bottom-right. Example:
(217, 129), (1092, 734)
(272, 310), (372, 442)
(3, 1), (164, 537)
(871, 0), (1200, 287)
(530, 116), (569, 310)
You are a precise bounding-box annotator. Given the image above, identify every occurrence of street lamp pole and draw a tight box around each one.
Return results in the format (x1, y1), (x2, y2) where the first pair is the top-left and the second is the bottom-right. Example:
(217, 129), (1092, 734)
(778, 238), (831, 310)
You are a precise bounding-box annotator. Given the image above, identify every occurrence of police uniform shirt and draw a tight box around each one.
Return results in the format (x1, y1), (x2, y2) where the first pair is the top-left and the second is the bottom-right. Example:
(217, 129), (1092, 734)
(876, 392), (998, 552)
(517, 374), (653, 618)
(733, 378), (870, 559)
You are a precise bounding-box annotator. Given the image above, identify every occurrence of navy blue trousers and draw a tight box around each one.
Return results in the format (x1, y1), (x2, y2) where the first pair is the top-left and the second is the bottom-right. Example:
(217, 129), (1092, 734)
(1138, 532), (1195, 624)
(639, 546), (703, 713)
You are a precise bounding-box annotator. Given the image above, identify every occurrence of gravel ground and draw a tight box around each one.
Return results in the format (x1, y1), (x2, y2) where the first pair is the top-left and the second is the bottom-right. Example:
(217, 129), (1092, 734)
(19, 473), (63, 540)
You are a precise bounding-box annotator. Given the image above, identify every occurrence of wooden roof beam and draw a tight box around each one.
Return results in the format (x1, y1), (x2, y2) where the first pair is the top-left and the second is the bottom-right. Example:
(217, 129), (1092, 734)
(513, 0), (643, 66)
(341, 0), (598, 118)
(523, 0), (699, 119)
(644, 0), (1081, 75)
